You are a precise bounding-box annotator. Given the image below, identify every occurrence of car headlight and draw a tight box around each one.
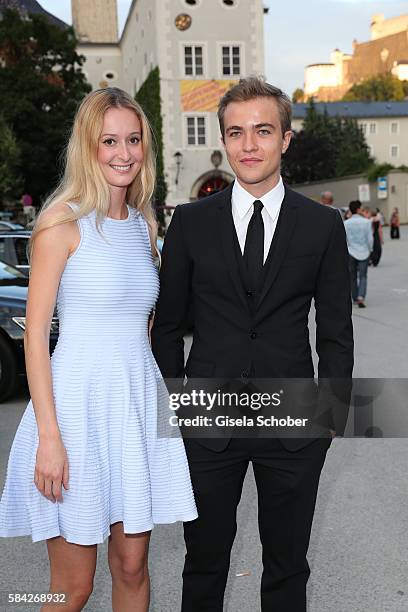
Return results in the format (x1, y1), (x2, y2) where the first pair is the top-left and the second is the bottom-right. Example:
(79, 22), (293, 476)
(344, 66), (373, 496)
(12, 316), (26, 330)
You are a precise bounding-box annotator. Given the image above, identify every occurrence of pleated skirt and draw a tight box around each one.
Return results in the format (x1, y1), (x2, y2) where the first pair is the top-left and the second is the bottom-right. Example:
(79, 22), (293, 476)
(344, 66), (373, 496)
(0, 332), (197, 545)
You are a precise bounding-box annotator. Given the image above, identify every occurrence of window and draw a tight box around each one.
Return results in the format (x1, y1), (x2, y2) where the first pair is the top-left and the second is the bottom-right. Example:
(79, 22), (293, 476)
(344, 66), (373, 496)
(186, 116), (206, 146)
(390, 144), (399, 158)
(367, 144), (374, 157)
(103, 71), (117, 81)
(184, 45), (203, 76)
(222, 45), (241, 76)
(360, 122), (367, 135)
(222, 0), (237, 5)
(390, 121), (399, 134)
(369, 122), (377, 134)
(14, 238), (29, 266)
(0, 260), (25, 280)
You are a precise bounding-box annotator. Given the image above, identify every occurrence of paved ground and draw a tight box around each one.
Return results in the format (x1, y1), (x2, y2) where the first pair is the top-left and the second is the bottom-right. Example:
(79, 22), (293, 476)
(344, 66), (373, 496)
(0, 227), (407, 612)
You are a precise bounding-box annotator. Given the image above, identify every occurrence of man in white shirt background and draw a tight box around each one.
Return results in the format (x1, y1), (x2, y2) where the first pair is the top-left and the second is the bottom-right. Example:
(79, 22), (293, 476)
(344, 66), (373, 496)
(344, 200), (374, 308)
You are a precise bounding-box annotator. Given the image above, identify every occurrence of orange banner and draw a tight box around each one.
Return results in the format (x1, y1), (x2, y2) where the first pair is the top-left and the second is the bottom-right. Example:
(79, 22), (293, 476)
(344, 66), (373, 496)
(180, 80), (238, 112)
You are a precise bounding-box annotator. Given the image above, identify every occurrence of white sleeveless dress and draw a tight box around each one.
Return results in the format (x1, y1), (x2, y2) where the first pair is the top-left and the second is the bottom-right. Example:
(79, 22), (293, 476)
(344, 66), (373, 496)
(0, 205), (197, 545)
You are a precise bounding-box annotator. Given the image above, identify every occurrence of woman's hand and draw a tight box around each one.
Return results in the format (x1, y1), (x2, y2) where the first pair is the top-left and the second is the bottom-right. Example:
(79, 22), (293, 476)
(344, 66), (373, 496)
(34, 436), (69, 503)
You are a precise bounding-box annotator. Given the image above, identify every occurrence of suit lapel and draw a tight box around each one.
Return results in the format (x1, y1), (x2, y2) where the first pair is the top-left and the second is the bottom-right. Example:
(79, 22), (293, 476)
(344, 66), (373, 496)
(257, 187), (299, 306)
(216, 183), (250, 312)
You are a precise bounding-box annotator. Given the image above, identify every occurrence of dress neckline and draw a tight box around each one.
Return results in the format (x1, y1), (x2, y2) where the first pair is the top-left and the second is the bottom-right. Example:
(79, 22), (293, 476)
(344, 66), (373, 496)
(105, 205), (131, 223)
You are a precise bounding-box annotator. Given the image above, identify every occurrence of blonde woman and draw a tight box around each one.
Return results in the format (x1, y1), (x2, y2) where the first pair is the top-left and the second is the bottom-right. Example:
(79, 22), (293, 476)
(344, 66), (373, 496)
(0, 88), (197, 611)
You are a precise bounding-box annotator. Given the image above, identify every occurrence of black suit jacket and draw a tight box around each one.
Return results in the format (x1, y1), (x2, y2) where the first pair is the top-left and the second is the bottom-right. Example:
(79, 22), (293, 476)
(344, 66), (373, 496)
(152, 183), (354, 451)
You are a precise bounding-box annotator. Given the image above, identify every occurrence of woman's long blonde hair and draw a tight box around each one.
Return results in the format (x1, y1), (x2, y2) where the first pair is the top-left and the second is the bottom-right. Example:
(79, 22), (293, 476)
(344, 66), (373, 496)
(32, 88), (157, 254)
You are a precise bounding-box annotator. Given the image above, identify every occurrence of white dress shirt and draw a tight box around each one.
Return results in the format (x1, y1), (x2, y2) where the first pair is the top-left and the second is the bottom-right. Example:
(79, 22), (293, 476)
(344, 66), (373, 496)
(231, 177), (285, 263)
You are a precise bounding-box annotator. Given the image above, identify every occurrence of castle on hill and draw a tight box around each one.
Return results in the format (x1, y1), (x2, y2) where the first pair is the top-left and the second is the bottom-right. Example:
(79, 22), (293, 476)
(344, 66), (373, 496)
(304, 13), (408, 101)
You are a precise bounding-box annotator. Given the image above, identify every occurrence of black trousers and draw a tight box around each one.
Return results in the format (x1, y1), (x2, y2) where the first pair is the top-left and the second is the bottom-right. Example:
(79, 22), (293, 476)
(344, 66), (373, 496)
(181, 437), (331, 612)
(390, 226), (400, 239)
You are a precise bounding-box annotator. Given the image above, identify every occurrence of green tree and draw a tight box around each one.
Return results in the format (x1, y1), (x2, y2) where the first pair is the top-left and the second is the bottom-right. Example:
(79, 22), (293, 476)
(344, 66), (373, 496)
(282, 130), (336, 183)
(366, 162), (395, 182)
(282, 101), (372, 183)
(292, 88), (304, 103)
(332, 116), (371, 176)
(343, 73), (407, 102)
(0, 9), (91, 205)
(0, 115), (22, 205)
(136, 67), (168, 208)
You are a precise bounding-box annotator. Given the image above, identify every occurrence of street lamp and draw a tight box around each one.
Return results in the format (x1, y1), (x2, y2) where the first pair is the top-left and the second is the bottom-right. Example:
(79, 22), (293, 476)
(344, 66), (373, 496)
(211, 150), (223, 169)
(174, 151), (183, 185)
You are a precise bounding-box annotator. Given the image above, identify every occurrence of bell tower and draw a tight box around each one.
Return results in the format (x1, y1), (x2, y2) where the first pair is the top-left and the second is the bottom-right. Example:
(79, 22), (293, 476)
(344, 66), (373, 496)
(71, 0), (118, 43)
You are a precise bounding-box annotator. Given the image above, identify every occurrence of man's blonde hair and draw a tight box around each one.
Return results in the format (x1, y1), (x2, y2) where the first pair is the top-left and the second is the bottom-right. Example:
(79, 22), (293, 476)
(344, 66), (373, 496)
(218, 76), (292, 138)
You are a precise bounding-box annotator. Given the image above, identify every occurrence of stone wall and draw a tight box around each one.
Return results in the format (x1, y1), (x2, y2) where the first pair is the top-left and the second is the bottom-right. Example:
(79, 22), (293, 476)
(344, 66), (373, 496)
(291, 170), (408, 223)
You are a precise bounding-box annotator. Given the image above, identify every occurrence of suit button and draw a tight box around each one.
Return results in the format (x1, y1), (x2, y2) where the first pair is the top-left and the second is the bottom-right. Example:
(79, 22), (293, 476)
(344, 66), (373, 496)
(250, 332), (257, 339)
(246, 290), (253, 297)
(241, 370), (249, 379)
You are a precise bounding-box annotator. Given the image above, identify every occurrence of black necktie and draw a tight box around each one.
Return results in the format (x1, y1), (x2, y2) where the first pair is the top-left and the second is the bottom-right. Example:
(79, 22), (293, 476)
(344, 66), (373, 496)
(243, 200), (264, 290)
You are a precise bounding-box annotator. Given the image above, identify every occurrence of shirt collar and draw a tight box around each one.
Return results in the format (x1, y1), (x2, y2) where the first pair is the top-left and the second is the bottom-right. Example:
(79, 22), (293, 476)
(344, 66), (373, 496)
(232, 177), (285, 221)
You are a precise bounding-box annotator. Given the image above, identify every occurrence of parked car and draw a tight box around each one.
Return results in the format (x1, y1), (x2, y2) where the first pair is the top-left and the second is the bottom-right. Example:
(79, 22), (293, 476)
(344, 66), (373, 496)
(0, 221), (25, 231)
(0, 231), (31, 276)
(0, 260), (58, 402)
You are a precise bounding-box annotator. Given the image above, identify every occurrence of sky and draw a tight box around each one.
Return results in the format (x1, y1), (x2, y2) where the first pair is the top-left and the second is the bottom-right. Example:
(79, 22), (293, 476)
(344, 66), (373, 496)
(39, 0), (407, 96)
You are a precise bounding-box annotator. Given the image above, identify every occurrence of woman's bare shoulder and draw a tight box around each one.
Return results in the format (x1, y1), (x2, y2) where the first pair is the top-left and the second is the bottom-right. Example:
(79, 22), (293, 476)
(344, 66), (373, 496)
(33, 203), (80, 255)
(36, 202), (76, 226)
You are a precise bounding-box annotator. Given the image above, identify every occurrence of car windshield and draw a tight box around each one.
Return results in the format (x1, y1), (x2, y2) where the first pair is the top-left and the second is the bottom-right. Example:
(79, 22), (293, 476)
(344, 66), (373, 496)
(0, 259), (27, 283)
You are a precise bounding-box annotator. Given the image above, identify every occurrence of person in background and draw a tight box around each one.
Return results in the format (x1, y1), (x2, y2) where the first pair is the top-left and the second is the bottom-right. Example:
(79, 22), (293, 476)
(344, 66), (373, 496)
(376, 208), (385, 227)
(361, 206), (371, 219)
(370, 210), (383, 267)
(344, 200), (374, 308)
(320, 191), (335, 209)
(390, 207), (400, 239)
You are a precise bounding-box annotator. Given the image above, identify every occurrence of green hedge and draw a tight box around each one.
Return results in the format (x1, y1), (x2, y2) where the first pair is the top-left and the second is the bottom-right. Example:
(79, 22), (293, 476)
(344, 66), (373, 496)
(136, 67), (167, 206)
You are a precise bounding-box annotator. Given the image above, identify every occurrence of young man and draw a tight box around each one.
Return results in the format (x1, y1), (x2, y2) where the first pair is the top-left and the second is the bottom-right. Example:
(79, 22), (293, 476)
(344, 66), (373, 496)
(344, 200), (374, 308)
(152, 78), (353, 612)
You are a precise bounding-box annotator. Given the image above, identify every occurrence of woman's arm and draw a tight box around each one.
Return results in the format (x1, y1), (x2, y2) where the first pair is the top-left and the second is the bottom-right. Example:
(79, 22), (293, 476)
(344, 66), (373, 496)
(25, 204), (79, 502)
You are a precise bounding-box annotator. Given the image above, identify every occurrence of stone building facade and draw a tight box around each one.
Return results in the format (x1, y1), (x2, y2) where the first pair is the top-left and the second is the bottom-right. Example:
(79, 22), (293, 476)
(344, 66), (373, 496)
(72, 0), (118, 43)
(70, 0), (266, 205)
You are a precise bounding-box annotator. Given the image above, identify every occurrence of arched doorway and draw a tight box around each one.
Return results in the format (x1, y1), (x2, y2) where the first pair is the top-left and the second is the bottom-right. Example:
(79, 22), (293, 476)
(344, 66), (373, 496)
(197, 175), (229, 198)
(190, 170), (234, 200)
